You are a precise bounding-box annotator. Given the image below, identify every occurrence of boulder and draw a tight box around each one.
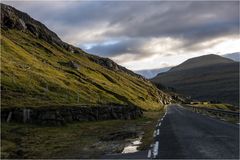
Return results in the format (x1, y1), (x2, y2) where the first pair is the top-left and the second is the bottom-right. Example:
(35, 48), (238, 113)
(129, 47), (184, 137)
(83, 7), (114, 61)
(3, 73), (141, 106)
(68, 61), (80, 69)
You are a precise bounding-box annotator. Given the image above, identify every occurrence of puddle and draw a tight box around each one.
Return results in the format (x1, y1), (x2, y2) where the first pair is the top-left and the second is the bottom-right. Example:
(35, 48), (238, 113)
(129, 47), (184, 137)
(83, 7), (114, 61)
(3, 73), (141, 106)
(121, 136), (142, 154)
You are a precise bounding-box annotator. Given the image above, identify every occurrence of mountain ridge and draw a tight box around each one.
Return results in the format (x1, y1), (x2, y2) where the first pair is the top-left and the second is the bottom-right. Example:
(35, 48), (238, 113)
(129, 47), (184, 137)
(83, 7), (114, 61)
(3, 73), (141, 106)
(0, 3), (144, 79)
(222, 52), (240, 62)
(168, 54), (234, 73)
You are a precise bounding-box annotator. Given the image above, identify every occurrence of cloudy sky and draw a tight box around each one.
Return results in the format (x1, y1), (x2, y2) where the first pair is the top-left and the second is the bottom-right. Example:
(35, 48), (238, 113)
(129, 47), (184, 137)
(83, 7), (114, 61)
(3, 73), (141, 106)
(3, 1), (240, 71)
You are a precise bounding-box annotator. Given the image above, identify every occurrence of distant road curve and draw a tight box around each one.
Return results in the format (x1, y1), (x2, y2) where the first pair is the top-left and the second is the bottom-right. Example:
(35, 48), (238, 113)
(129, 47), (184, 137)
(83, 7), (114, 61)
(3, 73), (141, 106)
(151, 104), (239, 159)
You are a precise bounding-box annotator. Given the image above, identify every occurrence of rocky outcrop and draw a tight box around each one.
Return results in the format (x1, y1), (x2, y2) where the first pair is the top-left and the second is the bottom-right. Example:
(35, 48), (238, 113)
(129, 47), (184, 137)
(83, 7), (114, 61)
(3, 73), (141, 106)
(1, 3), (82, 54)
(58, 60), (80, 69)
(87, 55), (145, 79)
(1, 105), (143, 125)
(68, 61), (80, 69)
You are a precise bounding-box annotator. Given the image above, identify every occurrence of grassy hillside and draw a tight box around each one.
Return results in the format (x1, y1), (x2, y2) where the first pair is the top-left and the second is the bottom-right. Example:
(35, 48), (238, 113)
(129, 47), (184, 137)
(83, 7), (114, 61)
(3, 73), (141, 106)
(152, 55), (239, 106)
(1, 28), (170, 110)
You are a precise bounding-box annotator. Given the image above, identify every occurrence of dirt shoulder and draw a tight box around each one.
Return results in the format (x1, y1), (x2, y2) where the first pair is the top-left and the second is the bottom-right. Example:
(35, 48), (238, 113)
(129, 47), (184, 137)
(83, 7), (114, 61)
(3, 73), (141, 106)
(1, 110), (164, 159)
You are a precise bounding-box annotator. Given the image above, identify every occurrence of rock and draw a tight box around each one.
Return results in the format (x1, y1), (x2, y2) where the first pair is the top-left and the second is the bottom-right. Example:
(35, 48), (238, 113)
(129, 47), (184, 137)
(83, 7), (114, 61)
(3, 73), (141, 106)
(15, 18), (27, 30)
(87, 56), (144, 80)
(106, 60), (113, 68)
(66, 45), (75, 53)
(58, 61), (80, 69)
(26, 23), (38, 36)
(68, 61), (80, 69)
(1, 16), (15, 29)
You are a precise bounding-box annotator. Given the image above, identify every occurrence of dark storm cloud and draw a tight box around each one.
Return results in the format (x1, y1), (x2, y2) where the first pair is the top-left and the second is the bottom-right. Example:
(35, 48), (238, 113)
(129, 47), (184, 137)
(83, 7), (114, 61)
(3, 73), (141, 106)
(3, 1), (239, 58)
(86, 39), (145, 57)
(103, 1), (238, 43)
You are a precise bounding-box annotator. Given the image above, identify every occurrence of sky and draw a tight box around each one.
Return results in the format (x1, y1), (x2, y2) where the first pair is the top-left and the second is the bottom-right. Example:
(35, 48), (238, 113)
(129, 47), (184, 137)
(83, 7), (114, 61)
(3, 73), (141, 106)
(3, 0), (240, 71)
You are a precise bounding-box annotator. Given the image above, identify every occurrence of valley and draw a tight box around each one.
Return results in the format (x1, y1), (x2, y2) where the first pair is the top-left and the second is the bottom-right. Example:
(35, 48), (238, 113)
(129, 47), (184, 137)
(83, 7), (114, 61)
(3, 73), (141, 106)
(1, 2), (239, 159)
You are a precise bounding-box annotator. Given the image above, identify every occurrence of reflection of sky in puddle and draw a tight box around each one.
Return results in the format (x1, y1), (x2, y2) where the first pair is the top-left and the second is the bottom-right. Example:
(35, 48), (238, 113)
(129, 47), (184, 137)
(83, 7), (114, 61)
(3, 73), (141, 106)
(122, 137), (142, 154)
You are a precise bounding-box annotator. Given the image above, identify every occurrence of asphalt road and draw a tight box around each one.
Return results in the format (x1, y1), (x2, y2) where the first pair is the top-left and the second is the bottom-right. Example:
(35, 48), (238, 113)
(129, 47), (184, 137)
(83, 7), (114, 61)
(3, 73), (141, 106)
(151, 104), (239, 159)
(103, 104), (239, 159)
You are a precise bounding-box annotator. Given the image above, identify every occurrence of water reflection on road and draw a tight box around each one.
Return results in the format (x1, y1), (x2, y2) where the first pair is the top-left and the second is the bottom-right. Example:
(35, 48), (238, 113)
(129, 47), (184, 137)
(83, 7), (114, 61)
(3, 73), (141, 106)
(122, 136), (142, 153)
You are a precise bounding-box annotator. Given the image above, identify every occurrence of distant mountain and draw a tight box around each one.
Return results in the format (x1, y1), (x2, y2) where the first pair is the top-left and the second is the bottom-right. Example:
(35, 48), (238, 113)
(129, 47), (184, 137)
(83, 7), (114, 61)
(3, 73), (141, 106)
(135, 67), (171, 79)
(0, 3), (171, 109)
(151, 54), (239, 106)
(222, 52), (240, 62)
(136, 53), (240, 79)
(168, 54), (234, 72)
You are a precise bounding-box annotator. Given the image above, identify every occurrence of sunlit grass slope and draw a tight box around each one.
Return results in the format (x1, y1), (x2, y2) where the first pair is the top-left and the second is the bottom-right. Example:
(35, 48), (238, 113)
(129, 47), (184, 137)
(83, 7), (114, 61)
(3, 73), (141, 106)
(1, 29), (170, 110)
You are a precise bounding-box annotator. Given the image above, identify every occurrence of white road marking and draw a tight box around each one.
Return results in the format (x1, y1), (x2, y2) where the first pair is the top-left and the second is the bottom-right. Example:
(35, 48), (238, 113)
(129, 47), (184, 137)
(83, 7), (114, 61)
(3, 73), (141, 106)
(153, 130), (156, 137)
(157, 129), (160, 136)
(147, 149), (152, 158)
(153, 141), (159, 158)
(158, 122), (161, 127)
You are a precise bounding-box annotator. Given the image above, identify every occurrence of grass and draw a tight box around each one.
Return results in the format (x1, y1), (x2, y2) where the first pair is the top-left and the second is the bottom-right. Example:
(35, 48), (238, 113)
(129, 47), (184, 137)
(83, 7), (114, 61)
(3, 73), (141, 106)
(138, 111), (164, 150)
(185, 103), (239, 124)
(1, 26), (168, 158)
(0, 29), (169, 110)
(189, 103), (238, 111)
(1, 110), (164, 159)
(223, 116), (239, 124)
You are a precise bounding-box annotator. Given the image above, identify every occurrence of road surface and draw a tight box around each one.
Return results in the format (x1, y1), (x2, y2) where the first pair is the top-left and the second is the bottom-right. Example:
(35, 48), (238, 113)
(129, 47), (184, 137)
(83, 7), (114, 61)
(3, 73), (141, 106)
(150, 104), (239, 159)
(103, 104), (239, 159)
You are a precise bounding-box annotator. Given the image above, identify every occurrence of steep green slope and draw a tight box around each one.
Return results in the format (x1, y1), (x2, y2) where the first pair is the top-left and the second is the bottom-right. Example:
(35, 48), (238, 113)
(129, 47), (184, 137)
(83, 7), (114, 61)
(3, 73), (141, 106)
(0, 4), (171, 110)
(151, 54), (239, 106)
